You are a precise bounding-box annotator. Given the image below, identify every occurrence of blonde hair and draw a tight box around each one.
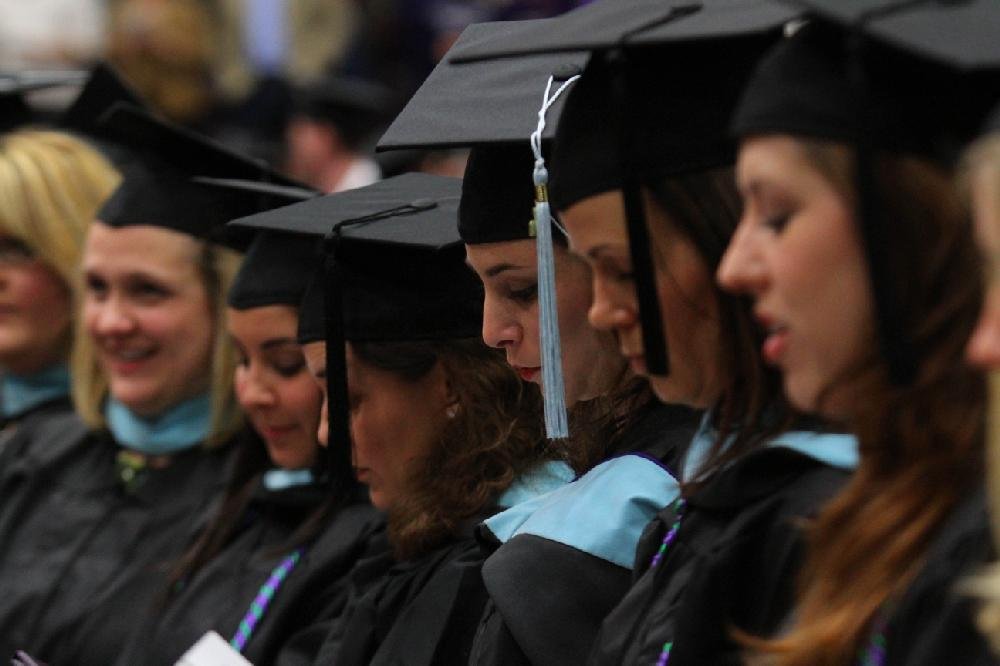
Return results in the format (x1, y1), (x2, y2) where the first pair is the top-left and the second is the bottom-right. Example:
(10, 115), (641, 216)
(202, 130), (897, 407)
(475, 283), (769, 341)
(0, 130), (120, 357)
(959, 133), (1000, 655)
(71, 233), (245, 447)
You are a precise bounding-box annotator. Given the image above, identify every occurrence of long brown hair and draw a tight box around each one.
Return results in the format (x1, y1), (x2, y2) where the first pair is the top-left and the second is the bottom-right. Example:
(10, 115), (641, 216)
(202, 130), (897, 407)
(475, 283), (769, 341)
(750, 142), (986, 664)
(353, 338), (549, 561)
(645, 167), (797, 486)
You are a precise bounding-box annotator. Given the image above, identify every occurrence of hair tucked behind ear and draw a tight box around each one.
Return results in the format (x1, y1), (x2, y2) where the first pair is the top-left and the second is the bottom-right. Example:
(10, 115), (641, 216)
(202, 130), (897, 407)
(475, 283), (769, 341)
(352, 338), (549, 560)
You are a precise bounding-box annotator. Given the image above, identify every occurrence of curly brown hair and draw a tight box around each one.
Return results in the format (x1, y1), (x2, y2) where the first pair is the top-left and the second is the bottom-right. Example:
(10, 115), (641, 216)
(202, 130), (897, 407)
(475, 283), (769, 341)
(351, 337), (550, 561)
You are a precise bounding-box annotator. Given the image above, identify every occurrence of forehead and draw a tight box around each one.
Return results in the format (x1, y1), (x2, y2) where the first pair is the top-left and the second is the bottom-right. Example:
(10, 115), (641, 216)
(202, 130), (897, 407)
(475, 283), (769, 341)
(972, 167), (1000, 253)
(465, 238), (537, 272)
(227, 304), (299, 341)
(84, 222), (201, 275)
(560, 190), (628, 254)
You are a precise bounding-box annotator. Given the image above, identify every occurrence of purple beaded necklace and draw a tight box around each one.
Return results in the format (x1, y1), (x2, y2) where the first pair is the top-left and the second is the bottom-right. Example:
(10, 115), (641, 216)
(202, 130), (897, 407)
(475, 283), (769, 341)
(857, 611), (889, 666)
(648, 498), (685, 665)
(229, 548), (305, 653)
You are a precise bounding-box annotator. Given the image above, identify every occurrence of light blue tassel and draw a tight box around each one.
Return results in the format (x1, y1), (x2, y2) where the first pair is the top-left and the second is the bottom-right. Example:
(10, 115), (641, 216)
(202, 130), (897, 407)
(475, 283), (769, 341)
(534, 161), (569, 439)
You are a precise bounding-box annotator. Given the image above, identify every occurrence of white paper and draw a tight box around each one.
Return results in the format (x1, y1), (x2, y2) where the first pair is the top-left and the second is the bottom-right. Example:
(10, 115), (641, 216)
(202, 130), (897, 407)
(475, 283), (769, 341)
(174, 631), (254, 666)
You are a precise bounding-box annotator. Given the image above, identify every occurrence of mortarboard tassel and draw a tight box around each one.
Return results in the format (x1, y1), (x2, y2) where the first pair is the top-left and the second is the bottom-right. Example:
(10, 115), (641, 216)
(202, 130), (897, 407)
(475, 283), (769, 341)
(530, 74), (579, 440)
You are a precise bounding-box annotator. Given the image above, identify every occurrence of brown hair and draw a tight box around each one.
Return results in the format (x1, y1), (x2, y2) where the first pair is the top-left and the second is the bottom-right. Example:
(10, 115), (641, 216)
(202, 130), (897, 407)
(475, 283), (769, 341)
(644, 167), (796, 486)
(352, 337), (549, 561)
(748, 141), (985, 664)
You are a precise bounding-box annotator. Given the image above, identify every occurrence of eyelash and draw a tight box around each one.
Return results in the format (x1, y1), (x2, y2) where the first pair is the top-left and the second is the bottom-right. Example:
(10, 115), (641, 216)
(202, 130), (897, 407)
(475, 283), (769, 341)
(764, 213), (791, 233)
(507, 284), (538, 304)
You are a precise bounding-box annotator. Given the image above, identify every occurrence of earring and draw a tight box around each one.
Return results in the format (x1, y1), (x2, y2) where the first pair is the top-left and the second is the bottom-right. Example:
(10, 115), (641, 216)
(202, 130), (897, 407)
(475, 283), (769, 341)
(445, 404), (459, 419)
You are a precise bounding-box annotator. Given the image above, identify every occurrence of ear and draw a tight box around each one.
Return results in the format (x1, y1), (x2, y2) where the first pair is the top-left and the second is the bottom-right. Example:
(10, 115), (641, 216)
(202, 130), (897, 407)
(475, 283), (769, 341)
(435, 361), (460, 417)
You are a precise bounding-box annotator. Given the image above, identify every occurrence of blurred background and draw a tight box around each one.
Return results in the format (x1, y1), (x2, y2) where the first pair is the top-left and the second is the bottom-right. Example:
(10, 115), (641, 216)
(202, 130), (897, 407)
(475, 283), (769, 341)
(1, 0), (590, 189)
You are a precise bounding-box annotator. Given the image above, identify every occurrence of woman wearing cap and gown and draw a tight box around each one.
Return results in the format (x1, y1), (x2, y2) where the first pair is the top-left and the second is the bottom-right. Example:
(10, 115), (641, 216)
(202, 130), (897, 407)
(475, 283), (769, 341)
(528, 34), (858, 666)
(0, 130), (118, 483)
(111, 230), (383, 666)
(718, 18), (996, 665)
(0, 151), (304, 663)
(460, 143), (699, 666)
(237, 173), (566, 665)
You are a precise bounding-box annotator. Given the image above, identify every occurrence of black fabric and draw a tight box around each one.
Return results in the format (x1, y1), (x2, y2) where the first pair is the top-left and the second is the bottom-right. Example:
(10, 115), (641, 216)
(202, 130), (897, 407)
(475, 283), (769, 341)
(310, 511), (497, 666)
(0, 427), (236, 664)
(731, 22), (1000, 166)
(0, 70), (87, 132)
(294, 76), (395, 150)
(459, 144), (543, 245)
(878, 486), (995, 666)
(59, 63), (144, 139)
(588, 446), (849, 666)
(549, 39), (768, 212)
(467, 402), (698, 666)
(377, 20), (587, 152)
(448, 0), (798, 63)
(791, 0), (1000, 70)
(228, 231), (321, 309)
(113, 484), (383, 666)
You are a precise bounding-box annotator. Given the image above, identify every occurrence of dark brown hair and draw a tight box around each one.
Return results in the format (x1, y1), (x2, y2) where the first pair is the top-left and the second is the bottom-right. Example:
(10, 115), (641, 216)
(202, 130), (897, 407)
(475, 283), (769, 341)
(352, 338), (549, 561)
(644, 166), (797, 487)
(749, 142), (985, 664)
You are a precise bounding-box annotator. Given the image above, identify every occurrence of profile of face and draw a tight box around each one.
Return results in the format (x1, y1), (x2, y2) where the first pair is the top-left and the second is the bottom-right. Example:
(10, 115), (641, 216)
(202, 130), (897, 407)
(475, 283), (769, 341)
(966, 164), (1000, 369)
(717, 135), (875, 418)
(302, 340), (453, 511)
(466, 239), (624, 407)
(83, 222), (215, 418)
(0, 236), (71, 375)
(561, 190), (723, 408)
(229, 305), (320, 470)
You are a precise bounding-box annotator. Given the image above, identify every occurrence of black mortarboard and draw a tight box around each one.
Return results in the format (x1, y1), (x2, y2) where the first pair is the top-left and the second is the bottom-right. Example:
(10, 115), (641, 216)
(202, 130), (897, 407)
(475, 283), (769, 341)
(228, 231), (321, 310)
(95, 103), (309, 242)
(293, 76), (396, 150)
(458, 143), (541, 244)
(230, 172), (482, 479)
(377, 21), (588, 152)
(60, 63), (144, 138)
(0, 70), (88, 132)
(788, 0), (1000, 70)
(448, 0), (799, 62)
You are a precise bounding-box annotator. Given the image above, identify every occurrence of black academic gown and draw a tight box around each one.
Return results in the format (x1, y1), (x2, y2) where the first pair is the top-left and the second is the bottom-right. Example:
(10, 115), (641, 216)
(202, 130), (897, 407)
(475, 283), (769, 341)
(877, 486), (996, 666)
(113, 481), (383, 666)
(0, 394), (74, 474)
(588, 446), (849, 666)
(468, 403), (699, 666)
(0, 427), (235, 665)
(309, 511), (497, 666)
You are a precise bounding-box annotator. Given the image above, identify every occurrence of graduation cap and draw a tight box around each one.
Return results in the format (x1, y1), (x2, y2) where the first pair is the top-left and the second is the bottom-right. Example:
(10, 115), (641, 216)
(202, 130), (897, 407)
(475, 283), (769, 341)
(787, 0), (1000, 71)
(733, 4), (1000, 384)
(0, 69), (88, 132)
(447, 0), (800, 63)
(95, 104), (311, 243)
(228, 231), (322, 310)
(60, 63), (145, 137)
(229, 172), (482, 478)
(293, 75), (397, 150)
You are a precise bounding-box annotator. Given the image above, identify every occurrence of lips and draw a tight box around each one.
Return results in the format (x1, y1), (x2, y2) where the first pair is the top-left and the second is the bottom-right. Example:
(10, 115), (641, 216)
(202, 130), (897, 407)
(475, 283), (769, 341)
(259, 424), (297, 440)
(101, 345), (157, 374)
(515, 366), (540, 382)
(626, 355), (647, 375)
(756, 310), (790, 365)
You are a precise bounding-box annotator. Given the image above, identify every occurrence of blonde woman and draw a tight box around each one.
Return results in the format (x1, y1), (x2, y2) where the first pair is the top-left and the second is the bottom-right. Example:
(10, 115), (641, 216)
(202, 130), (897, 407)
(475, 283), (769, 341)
(0, 141), (263, 663)
(0, 130), (118, 430)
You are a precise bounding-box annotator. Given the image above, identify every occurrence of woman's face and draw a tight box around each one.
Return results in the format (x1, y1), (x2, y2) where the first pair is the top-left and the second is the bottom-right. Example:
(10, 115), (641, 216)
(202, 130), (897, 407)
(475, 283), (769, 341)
(0, 236), (71, 375)
(83, 222), (215, 418)
(466, 239), (625, 407)
(302, 340), (452, 511)
(229, 305), (320, 470)
(717, 135), (875, 418)
(966, 165), (1000, 369)
(562, 190), (724, 408)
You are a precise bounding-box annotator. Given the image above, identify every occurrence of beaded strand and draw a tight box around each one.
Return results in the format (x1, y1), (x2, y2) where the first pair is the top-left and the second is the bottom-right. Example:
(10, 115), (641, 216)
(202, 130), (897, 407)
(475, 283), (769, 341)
(656, 641), (673, 666)
(857, 614), (889, 666)
(650, 499), (685, 569)
(230, 548), (304, 652)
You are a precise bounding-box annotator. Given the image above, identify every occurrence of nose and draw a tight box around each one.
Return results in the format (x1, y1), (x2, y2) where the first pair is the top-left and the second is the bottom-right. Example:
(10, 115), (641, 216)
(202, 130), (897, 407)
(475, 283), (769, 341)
(588, 273), (636, 333)
(966, 290), (1000, 370)
(235, 365), (277, 411)
(91, 295), (137, 337)
(481, 293), (521, 350)
(717, 222), (766, 295)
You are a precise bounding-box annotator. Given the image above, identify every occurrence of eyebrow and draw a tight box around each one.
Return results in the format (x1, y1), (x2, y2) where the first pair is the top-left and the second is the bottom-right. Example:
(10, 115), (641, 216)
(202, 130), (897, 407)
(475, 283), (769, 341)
(483, 262), (528, 278)
(260, 337), (300, 351)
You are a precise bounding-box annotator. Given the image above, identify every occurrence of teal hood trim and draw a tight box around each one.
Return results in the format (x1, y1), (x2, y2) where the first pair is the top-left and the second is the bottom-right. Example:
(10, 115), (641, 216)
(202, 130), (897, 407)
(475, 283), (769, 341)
(485, 454), (680, 569)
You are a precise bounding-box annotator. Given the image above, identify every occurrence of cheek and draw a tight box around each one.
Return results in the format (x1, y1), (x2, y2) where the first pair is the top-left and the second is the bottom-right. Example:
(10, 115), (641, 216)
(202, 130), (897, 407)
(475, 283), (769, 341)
(280, 378), (323, 423)
(11, 268), (70, 321)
